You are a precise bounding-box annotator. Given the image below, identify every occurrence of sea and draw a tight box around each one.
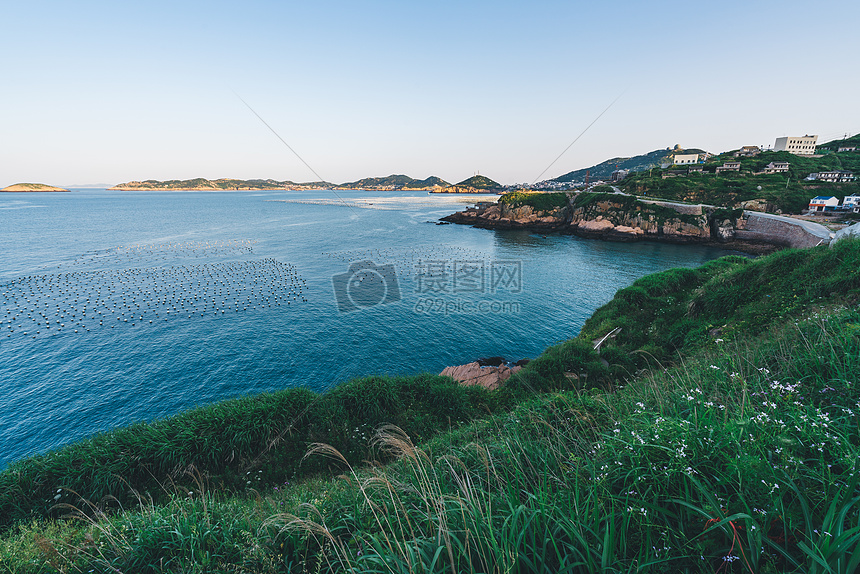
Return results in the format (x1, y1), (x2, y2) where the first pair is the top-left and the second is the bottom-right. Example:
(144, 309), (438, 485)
(0, 189), (734, 468)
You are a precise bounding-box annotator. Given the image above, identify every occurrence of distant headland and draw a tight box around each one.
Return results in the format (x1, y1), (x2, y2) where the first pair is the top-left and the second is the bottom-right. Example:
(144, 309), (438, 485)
(110, 175), (451, 191)
(1, 183), (69, 192)
(109, 178), (332, 191)
(430, 175), (504, 193)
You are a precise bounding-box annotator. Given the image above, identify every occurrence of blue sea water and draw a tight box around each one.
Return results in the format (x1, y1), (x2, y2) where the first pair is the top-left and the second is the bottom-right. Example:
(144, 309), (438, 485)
(0, 189), (733, 467)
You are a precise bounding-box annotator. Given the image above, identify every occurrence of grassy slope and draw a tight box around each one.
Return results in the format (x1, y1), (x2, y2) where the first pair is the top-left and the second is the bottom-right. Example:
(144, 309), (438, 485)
(3, 239), (860, 572)
(453, 175), (502, 189)
(620, 149), (860, 213)
(498, 190), (569, 211)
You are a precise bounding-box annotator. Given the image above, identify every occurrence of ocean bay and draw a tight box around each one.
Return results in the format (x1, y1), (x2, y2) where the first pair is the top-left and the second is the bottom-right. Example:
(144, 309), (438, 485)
(0, 189), (733, 467)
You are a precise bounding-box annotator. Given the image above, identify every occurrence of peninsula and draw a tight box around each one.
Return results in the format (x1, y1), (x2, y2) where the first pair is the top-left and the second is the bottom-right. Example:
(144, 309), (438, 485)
(1, 183), (69, 192)
(430, 174), (504, 193)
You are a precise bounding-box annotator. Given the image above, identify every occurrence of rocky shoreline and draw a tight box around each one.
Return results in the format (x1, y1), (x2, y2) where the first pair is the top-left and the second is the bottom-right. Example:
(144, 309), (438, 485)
(440, 194), (827, 254)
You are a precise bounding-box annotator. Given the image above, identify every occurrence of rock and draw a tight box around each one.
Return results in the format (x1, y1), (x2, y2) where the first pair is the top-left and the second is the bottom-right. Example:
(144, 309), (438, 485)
(832, 221), (860, 245)
(441, 361), (521, 390)
(477, 356), (506, 366)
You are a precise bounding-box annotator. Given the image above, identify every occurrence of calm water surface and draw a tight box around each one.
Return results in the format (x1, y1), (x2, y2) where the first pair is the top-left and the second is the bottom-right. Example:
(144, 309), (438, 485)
(0, 189), (734, 467)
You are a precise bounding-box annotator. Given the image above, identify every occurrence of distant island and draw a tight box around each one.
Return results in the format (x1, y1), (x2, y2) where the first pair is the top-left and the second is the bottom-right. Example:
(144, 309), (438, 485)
(110, 175), (450, 191)
(430, 175), (504, 193)
(109, 178), (333, 191)
(1, 183), (69, 192)
(335, 174), (449, 191)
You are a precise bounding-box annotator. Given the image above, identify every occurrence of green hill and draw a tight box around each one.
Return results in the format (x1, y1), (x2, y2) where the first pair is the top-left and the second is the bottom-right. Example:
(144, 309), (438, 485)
(453, 175), (502, 189)
(3, 239), (860, 572)
(403, 176), (449, 189)
(337, 175), (449, 189)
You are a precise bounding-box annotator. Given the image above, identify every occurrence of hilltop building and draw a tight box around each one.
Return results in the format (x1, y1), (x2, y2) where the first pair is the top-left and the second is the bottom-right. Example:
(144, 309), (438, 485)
(774, 135), (818, 155)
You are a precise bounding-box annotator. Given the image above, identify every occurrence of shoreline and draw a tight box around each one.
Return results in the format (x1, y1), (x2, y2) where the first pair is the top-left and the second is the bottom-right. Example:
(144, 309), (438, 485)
(439, 196), (828, 255)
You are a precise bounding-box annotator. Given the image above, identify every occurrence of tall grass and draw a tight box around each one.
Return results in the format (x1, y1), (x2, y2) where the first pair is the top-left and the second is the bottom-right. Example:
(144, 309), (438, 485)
(0, 373), (496, 532)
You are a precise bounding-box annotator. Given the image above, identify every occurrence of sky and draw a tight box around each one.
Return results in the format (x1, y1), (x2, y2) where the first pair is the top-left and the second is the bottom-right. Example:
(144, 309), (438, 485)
(2, 0), (859, 187)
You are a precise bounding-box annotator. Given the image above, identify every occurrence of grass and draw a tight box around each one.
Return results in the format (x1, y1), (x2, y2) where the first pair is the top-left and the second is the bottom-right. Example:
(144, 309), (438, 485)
(2, 239), (860, 572)
(498, 191), (570, 212)
(0, 374), (498, 532)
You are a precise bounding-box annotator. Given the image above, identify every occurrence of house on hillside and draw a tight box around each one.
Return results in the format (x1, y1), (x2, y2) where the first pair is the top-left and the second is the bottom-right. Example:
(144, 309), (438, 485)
(715, 161), (741, 174)
(807, 171), (856, 183)
(734, 146), (761, 157)
(838, 146), (857, 152)
(610, 169), (630, 182)
(762, 161), (790, 174)
(808, 196), (840, 212)
(687, 165), (704, 174)
(774, 135), (818, 155)
(843, 193), (860, 212)
(673, 153), (700, 165)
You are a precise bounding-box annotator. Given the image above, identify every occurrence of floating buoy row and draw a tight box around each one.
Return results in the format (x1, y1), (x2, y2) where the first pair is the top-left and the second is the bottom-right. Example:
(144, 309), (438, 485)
(2, 258), (306, 340)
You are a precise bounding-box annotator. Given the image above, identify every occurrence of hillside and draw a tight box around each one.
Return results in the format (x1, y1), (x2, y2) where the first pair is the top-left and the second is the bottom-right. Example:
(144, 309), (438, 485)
(2, 238), (860, 572)
(110, 178), (333, 190)
(336, 174), (449, 189)
(817, 132), (860, 152)
(1, 183), (69, 192)
(550, 147), (707, 182)
(454, 174), (501, 189)
(619, 146), (860, 213)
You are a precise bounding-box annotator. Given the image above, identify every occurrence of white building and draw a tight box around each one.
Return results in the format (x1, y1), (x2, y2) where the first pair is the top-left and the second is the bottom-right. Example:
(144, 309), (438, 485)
(673, 153), (700, 165)
(808, 196), (840, 212)
(844, 194), (860, 212)
(762, 161), (790, 174)
(809, 171), (856, 183)
(774, 135), (818, 155)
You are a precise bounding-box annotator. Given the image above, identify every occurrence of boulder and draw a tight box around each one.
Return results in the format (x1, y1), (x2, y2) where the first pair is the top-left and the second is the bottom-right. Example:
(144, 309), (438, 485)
(441, 361), (521, 390)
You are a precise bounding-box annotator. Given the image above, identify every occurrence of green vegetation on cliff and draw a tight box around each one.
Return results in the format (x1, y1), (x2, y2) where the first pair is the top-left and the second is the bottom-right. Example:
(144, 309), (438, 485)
(499, 190), (569, 211)
(573, 191), (703, 226)
(3, 239), (860, 572)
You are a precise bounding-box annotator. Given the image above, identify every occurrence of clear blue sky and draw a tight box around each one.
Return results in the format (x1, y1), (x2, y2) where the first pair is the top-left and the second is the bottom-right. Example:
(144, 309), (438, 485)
(2, 0), (858, 187)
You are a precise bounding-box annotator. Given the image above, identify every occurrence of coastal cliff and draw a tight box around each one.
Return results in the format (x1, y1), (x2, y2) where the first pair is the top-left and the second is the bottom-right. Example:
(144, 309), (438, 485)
(442, 191), (828, 252)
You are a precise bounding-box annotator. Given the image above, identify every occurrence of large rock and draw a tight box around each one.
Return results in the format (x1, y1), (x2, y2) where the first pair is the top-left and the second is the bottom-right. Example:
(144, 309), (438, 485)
(832, 221), (860, 245)
(440, 361), (521, 390)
